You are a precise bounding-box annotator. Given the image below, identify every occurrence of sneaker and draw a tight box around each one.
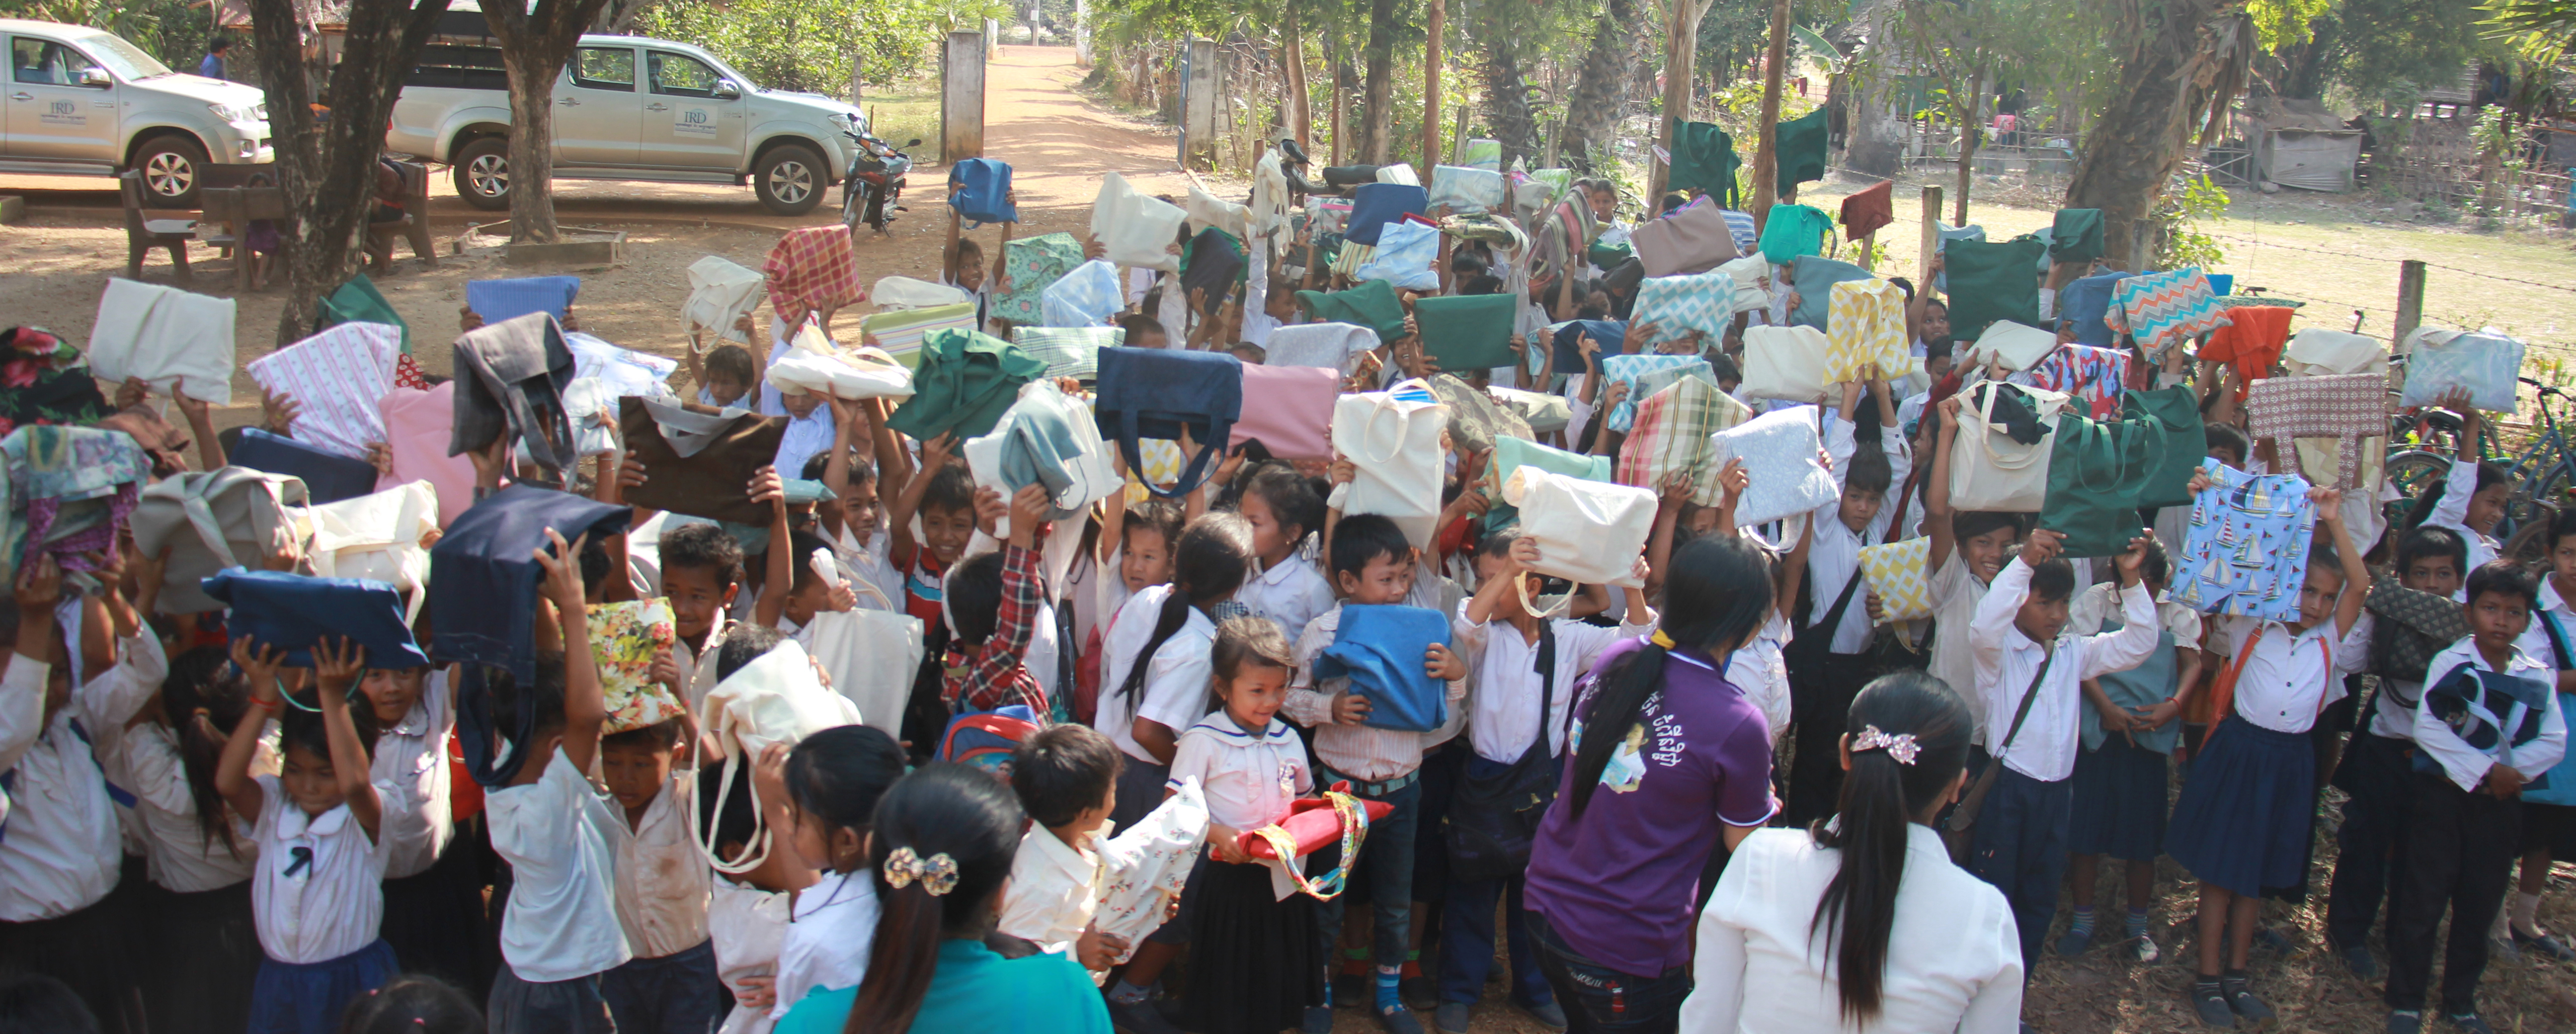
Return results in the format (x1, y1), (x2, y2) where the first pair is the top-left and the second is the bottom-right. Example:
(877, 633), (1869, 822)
(2441, 1012), (2496, 1034)
(1517, 999), (1568, 1031)
(1433, 1002), (1471, 1034)
(1107, 997), (1185, 1034)
(2512, 928), (2576, 962)
(2332, 936), (2382, 981)
(1301, 1005), (1335, 1034)
(2125, 933), (2162, 963)
(2220, 981), (2275, 1024)
(1401, 973), (1440, 1012)
(2056, 926), (2096, 956)
(2189, 985), (2239, 1029)
(1374, 1004), (1426, 1034)
(2385, 1011), (2423, 1034)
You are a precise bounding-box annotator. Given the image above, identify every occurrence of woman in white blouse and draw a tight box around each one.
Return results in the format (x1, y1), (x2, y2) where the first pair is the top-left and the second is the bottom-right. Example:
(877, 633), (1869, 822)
(1680, 671), (2023, 1034)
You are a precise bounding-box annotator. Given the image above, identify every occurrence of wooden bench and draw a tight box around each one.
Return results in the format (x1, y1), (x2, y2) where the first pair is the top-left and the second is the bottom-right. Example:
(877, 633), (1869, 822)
(368, 160), (439, 272)
(121, 170), (196, 282)
(197, 185), (291, 292)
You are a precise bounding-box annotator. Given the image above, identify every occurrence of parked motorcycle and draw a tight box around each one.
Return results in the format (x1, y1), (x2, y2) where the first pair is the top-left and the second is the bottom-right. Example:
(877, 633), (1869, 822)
(841, 126), (919, 232)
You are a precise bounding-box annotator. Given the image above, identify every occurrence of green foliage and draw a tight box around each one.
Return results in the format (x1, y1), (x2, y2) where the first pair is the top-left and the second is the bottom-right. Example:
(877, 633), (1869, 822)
(2485, 0), (2576, 61)
(2152, 172), (2229, 270)
(2243, 0), (2336, 50)
(0, 0), (212, 70)
(637, 0), (1010, 94)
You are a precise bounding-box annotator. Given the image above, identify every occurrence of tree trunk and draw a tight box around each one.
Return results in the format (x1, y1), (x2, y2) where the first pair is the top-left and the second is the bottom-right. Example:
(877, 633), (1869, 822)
(1651, 0), (1713, 200)
(1481, 41), (1536, 168)
(245, 0), (452, 345)
(484, 0), (616, 244)
(1361, 0), (1397, 164)
(1954, 64), (1982, 225)
(1748, 0), (1789, 228)
(2063, 0), (2248, 266)
(1331, 50), (1349, 166)
(1843, 79), (1905, 176)
(1561, 0), (1636, 171)
(1283, 8), (1310, 147)
(1419, 0), (1443, 178)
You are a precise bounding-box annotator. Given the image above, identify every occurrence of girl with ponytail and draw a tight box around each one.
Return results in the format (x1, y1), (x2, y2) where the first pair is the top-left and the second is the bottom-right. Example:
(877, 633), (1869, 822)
(134, 646), (263, 1034)
(770, 764), (1110, 1034)
(1677, 672), (2024, 1032)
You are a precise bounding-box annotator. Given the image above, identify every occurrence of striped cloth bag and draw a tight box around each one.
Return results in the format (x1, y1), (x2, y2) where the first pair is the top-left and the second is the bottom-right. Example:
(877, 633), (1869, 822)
(1614, 376), (1752, 491)
(862, 303), (978, 368)
(1600, 354), (1714, 433)
(1011, 326), (1123, 381)
(245, 322), (401, 460)
(2102, 267), (2227, 356)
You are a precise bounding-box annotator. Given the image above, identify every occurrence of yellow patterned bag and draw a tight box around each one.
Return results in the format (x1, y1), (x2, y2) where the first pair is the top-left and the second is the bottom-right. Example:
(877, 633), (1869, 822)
(1857, 537), (1935, 623)
(1825, 278), (1910, 382)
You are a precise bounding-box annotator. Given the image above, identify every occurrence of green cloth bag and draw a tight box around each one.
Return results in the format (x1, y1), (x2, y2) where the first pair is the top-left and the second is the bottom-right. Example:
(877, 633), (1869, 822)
(1774, 109), (1830, 193)
(316, 273), (411, 354)
(1484, 434), (1613, 532)
(1587, 240), (1635, 269)
(1941, 236), (2048, 340)
(1668, 121), (1741, 208)
(1297, 279), (1408, 343)
(2050, 208), (2104, 264)
(2037, 411), (2165, 558)
(1413, 294), (1520, 372)
(2125, 386), (2203, 509)
(1758, 204), (1833, 265)
(992, 232), (1083, 327)
(885, 328), (1047, 442)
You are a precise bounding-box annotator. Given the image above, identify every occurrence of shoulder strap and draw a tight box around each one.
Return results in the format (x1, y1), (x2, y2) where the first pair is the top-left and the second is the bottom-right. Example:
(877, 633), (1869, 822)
(2541, 605), (2574, 673)
(1994, 646), (2058, 754)
(1534, 620), (1559, 757)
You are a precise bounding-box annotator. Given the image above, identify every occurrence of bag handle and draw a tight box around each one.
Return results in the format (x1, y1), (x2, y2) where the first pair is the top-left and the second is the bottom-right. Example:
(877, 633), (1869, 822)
(1360, 397), (1413, 466)
(1975, 384), (2048, 472)
(1245, 787), (1375, 900)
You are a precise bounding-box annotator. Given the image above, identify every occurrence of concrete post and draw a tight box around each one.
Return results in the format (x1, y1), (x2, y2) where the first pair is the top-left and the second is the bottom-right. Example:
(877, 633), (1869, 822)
(942, 31), (985, 162)
(1182, 38), (1219, 170)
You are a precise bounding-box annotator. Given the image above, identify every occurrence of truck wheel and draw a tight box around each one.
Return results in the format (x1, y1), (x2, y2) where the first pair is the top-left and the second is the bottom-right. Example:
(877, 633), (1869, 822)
(754, 143), (827, 215)
(132, 134), (208, 207)
(453, 137), (512, 211)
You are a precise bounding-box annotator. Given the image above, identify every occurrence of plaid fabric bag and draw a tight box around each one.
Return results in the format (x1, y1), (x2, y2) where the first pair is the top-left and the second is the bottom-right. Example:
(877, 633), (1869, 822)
(1010, 326), (1122, 380)
(993, 232), (1084, 326)
(2102, 267), (2227, 357)
(764, 226), (866, 326)
(1601, 354), (1714, 432)
(1615, 376), (1751, 491)
(2244, 372), (2387, 489)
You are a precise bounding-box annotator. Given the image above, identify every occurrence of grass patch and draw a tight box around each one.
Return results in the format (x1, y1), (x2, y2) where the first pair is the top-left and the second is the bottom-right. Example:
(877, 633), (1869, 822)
(859, 79), (943, 165)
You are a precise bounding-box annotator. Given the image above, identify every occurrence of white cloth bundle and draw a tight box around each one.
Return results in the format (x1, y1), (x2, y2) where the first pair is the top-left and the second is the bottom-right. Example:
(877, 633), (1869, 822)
(1094, 778), (1210, 953)
(683, 256), (768, 343)
(871, 275), (973, 311)
(89, 278), (236, 405)
(763, 323), (916, 401)
(1739, 325), (1831, 403)
(564, 331), (680, 400)
(802, 603), (923, 741)
(692, 640), (863, 874)
(562, 378), (621, 456)
(1093, 172), (1189, 272)
(1186, 183), (1251, 241)
(1964, 321), (2058, 372)
(305, 480), (439, 621)
(1265, 323), (1377, 374)
(1502, 466), (1654, 616)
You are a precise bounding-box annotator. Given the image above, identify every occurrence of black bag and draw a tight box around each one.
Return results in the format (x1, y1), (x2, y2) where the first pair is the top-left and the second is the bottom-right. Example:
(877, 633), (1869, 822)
(1443, 623), (1562, 884)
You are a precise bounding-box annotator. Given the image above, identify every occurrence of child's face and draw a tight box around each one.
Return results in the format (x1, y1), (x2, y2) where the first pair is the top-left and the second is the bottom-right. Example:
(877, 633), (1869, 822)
(920, 503), (976, 566)
(781, 391), (824, 420)
(1239, 493), (1296, 566)
(2403, 554), (2463, 598)
(1926, 354), (1953, 381)
(2013, 591), (2069, 645)
(1838, 488), (1884, 535)
(1960, 526), (2017, 583)
(2555, 535), (2576, 587)
(2469, 483), (2510, 535)
(663, 564), (738, 642)
(280, 742), (347, 817)
(358, 667), (428, 726)
(1335, 549), (1412, 606)
(2207, 447), (2244, 472)
(1122, 526), (1174, 594)
(2293, 563), (2345, 631)
(787, 797), (866, 873)
(1473, 552), (1533, 619)
(785, 576), (832, 627)
(599, 740), (674, 817)
(2468, 589), (2532, 659)
(1216, 663), (1290, 732)
(705, 377), (749, 409)
(841, 477), (882, 538)
(1921, 305), (1950, 342)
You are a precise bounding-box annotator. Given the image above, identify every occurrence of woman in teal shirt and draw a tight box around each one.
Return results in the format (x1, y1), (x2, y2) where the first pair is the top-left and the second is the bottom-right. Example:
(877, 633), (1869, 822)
(773, 765), (1112, 1034)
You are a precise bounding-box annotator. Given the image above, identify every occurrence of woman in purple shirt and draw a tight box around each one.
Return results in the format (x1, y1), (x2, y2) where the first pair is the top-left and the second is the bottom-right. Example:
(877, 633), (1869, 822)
(1523, 535), (1781, 1032)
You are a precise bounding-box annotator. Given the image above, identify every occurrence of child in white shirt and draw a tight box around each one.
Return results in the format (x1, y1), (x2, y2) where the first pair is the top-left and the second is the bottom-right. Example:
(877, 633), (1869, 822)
(600, 717), (721, 1034)
(999, 724), (1125, 979)
(1231, 467), (1335, 646)
(771, 717), (909, 1018)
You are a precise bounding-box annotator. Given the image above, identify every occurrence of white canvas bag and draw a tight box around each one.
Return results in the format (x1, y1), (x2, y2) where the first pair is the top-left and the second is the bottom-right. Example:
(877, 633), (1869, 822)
(764, 323), (916, 401)
(683, 256), (767, 343)
(801, 564), (924, 743)
(1093, 172), (1190, 272)
(1740, 325), (1832, 403)
(305, 479), (439, 621)
(1330, 388), (1450, 548)
(88, 278), (236, 405)
(1706, 405), (1840, 527)
(1949, 381), (2068, 512)
(690, 639), (864, 874)
(1502, 466), (1655, 617)
(963, 380), (1123, 532)
(1964, 321), (2058, 372)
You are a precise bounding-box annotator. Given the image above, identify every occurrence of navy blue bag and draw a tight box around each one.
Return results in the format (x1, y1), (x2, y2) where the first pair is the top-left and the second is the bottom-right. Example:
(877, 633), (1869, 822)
(427, 484), (632, 681)
(203, 569), (430, 670)
(1092, 347), (1241, 499)
(1315, 604), (1452, 732)
(1551, 320), (1626, 374)
(1346, 183), (1428, 247)
(2058, 272), (2137, 346)
(950, 158), (1017, 226)
(229, 428), (380, 504)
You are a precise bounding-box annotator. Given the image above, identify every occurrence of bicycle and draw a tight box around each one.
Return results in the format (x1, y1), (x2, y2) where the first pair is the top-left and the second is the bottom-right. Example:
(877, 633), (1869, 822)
(2382, 375), (2576, 564)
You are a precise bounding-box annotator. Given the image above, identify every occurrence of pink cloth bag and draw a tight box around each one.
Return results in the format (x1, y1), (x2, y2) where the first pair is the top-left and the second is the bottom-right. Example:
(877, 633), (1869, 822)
(377, 383), (481, 525)
(1229, 364), (1340, 461)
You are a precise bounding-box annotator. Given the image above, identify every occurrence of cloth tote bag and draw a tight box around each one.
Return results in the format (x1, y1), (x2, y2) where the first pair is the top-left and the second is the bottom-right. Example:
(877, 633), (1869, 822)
(1630, 269), (1736, 346)
(1757, 204), (1832, 265)
(2049, 209), (2105, 263)
(2037, 411), (2164, 557)
(2103, 267), (2227, 357)
(2244, 373), (2387, 489)
(1825, 278), (1908, 381)
(246, 322), (400, 460)
(962, 380), (1122, 522)
(1950, 381), (2069, 513)
(1788, 257), (1872, 330)
(1629, 203), (1737, 277)
(1297, 280), (1410, 344)
(2127, 386), (2206, 509)
(1428, 165), (1506, 215)
(886, 328), (1048, 442)
(307, 480), (439, 621)
(1858, 537), (1935, 622)
(88, 278), (236, 406)
(1041, 259), (1125, 329)
(861, 303), (978, 368)
(803, 603), (924, 739)
(1502, 466), (1655, 616)
(764, 325), (916, 401)
(872, 275), (972, 312)
(1413, 293), (1520, 371)
(2282, 327), (2387, 378)
(1940, 237), (2046, 340)
(377, 384), (479, 526)
(993, 232), (1083, 327)
(1740, 325), (1831, 403)
(131, 467), (311, 615)
(1332, 387), (1449, 548)
(1965, 321), (2059, 372)
(1704, 405), (1839, 527)
(1353, 220), (1442, 292)
(2170, 464), (2319, 622)
(1485, 434), (1612, 531)
(1092, 172), (1190, 272)
(1424, 375), (1531, 455)
(619, 396), (787, 524)
(1620, 378), (1751, 496)
(2399, 330), (2523, 414)
(1714, 254), (1772, 311)
(1267, 323), (1378, 374)
(230, 429), (380, 505)
(1600, 354), (1713, 433)
(583, 599), (682, 733)
(1346, 182), (1430, 246)
(202, 570), (430, 669)
(2026, 344), (2131, 421)
(683, 256), (767, 342)
(1230, 365), (1339, 461)
(467, 276), (581, 324)
(692, 639), (864, 872)
(1314, 605), (1454, 731)
(1011, 326), (1121, 381)
(949, 158), (1016, 225)
(1094, 347), (1243, 499)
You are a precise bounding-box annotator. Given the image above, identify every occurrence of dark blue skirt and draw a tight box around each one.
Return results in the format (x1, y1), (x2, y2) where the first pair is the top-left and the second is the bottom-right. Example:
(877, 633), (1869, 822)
(248, 938), (399, 1034)
(2165, 716), (2315, 897)
(2069, 733), (2169, 862)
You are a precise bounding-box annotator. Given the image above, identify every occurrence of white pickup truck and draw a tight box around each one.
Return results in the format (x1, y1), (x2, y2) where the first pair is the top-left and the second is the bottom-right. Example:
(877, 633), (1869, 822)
(0, 17), (271, 206)
(388, 35), (864, 215)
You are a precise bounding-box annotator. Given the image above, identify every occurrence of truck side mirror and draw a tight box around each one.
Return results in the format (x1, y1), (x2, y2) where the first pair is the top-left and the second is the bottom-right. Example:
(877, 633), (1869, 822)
(711, 81), (740, 100)
(79, 67), (111, 87)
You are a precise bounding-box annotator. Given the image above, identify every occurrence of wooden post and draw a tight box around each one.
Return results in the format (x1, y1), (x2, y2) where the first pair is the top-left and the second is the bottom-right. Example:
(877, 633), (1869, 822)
(1858, 232), (1876, 272)
(1449, 105), (1468, 165)
(1650, 0), (1714, 201)
(940, 31), (986, 161)
(1419, 0), (1443, 181)
(1329, 43), (1347, 167)
(2393, 259), (2426, 347)
(1918, 184), (1941, 286)
(1747, 0), (1790, 231)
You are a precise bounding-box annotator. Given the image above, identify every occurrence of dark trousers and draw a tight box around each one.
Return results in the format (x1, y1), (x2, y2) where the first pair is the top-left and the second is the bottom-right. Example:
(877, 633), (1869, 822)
(1785, 653), (1873, 826)
(488, 966), (615, 1034)
(0, 891), (143, 1034)
(2326, 731), (2416, 949)
(601, 938), (724, 1034)
(1528, 909), (1690, 1034)
(1965, 766), (2073, 972)
(1441, 874), (1549, 1007)
(2386, 773), (2521, 1016)
(1313, 767), (1423, 973)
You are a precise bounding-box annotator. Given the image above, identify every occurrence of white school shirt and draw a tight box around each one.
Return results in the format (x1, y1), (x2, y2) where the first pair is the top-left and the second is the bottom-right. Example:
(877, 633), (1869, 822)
(834, 524), (903, 614)
(245, 773), (393, 963)
(1167, 715), (1311, 833)
(759, 318), (805, 416)
(2425, 456), (2500, 573)
(1095, 586), (1216, 766)
(1679, 825), (2023, 1034)
(772, 403), (837, 478)
(1726, 611), (1793, 741)
(674, 613), (734, 714)
(486, 747), (632, 982)
(372, 670), (454, 880)
(774, 868), (878, 1018)
(2413, 638), (2567, 794)
(998, 823), (1107, 963)
(611, 771), (713, 959)
(1927, 554), (1993, 743)
(2214, 615), (2349, 735)
(1235, 553), (1336, 650)
(2516, 577), (2576, 677)
(0, 658), (123, 922)
(1453, 599), (1656, 763)
(1805, 416), (1913, 655)
(59, 613), (153, 861)
(710, 878), (790, 1034)
(1280, 569), (1470, 782)
(124, 720), (272, 894)
(1969, 558), (2159, 783)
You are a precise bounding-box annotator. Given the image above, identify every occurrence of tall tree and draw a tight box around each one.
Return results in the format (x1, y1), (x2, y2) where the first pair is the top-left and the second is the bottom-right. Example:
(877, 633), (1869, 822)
(2061, 0), (2254, 264)
(1420, 0), (1444, 174)
(245, 0), (452, 345)
(486, 0), (619, 243)
(1360, 0), (1401, 162)
(1562, 0), (1643, 170)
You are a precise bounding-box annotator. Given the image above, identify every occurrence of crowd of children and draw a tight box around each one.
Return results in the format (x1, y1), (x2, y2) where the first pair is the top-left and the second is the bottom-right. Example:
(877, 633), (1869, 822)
(0, 139), (2565, 1034)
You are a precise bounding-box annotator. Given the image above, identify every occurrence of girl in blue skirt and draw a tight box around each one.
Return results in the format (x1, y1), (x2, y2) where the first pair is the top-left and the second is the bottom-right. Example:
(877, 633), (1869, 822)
(2165, 484), (2367, 1028)
(2061, 542), (2203, 964)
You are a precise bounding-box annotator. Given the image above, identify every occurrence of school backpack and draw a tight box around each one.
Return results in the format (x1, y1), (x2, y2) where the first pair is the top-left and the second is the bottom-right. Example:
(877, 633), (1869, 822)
(939, 705), (1040, 776)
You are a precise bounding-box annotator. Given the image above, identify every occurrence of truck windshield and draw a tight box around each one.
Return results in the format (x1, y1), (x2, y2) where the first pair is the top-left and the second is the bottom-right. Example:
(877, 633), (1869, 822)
(77, 31), (173, 80)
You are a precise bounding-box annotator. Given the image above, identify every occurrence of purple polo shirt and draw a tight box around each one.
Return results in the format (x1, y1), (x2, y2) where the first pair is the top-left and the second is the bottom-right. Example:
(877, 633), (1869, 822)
(1523, 638), (1776, 976)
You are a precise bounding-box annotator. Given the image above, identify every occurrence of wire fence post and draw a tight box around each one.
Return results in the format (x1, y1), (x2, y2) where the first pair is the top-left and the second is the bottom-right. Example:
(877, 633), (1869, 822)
(1918, 184), (1941, 282)
(2394, 259), (2426, 347)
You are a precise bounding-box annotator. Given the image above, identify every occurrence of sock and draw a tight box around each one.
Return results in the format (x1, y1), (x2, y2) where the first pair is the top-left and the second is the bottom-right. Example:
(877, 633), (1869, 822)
(1374, 966), (1401, 1012)
(2515, 891), (2543, 937)
(1109, 980), (1150, 1005)
(1342, 948), (1370, 976)
(2220, 968), (2249, 992)
(2126, 908), (2151, 940)
(2066, 906), (2095, 939)
(2194, 975), (2222, 997)
(1399, 960), (1422, 979)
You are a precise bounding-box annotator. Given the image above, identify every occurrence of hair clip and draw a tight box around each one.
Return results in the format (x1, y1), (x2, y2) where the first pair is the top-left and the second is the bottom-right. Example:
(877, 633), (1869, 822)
(1649, 629), (1677, 650)
(1851, 725), (1921, 766)
(883, 846), (960, 896)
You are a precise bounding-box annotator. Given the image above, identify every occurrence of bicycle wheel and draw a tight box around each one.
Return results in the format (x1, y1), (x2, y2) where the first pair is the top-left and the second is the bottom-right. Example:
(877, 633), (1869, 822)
(2503, 513), (2556, 567)
(2382, 449), (2451, 529)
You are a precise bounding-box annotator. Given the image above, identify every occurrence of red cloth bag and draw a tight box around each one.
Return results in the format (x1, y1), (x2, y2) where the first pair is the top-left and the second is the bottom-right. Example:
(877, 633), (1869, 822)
(1239, 783), (1397, 860)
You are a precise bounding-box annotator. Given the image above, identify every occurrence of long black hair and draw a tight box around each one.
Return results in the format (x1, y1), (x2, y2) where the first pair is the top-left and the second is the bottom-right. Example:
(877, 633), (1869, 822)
(162, 647), (251, 861)
(784, 725), (907, 873)
(1566, 535), (1772, 818)
(845, 764), (1027, 1034)
(1808, 671), (1972, 1023)
(1112, 512), (1254, 716)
